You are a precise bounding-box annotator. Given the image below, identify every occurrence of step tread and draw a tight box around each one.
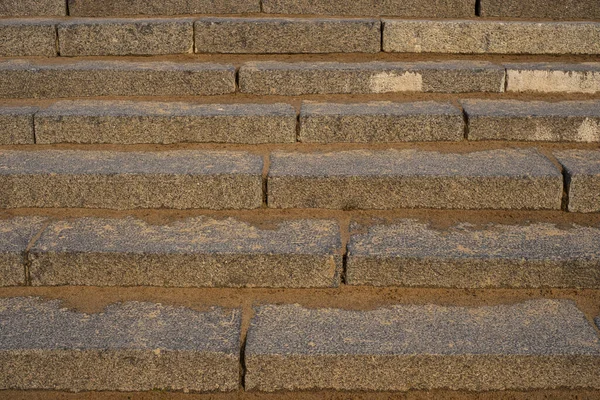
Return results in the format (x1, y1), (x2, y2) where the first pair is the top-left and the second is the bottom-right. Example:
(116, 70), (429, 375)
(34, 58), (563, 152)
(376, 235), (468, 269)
(35, 100), (297, 144)
(0, 297), (241, 392)
(267, 148), (562, 210)
(347, 219), (600, 288)
(245, 300), (600, 391)
(0, 150), (263, 209)
(462, 100), (600, 142)
(555, 149), (600, 213)
(68, 0), (260, 16)
(26, 217), (341, 287)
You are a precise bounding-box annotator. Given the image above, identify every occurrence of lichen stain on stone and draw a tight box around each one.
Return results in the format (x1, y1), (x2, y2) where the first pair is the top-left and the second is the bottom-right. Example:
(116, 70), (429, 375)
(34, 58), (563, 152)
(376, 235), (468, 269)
(507, 70), (600, 93)
(575, 118), (600, 142)
(368, 71), (423, 93)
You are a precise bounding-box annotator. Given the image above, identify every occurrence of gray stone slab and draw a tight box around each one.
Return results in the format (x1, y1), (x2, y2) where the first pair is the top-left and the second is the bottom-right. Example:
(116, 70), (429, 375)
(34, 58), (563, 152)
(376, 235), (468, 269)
(299, 101), (464, 143)
(0, 217), (46, 286)
(262, 0), (473, 17)
(480, 0), (600, 20)
(195, 17), (380, 54)
(0, 106), (37, 144)
(384, 20), (600, 55)
(245, 300), (600, 391)
(29, 217), (342, 287)
(0, 0), (65, 16)
(0, 19), (57, 57)
(555, 150), (600, 213)
(462, 100), (600, 142)
(0, 297), (240, 392)
(0, 150), (263, 210)
(268, 148), (562, 210)
(506, 63), (600, 94)
(239, 61), (505, 95)
(68, 0), (259, 16)
(58, 18), (194, 56)
(347, 220), (600, 288)
(35, 101), (297, 144)
(0, 60), (235, 98)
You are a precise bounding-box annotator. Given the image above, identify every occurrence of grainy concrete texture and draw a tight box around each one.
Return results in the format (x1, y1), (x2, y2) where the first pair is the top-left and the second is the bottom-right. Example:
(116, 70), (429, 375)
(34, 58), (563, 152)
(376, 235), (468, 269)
(0, 0), (65, 16)
(0, 150), (263, 210)
(0, 106), (37, 145)
(347, 220), (600, 288)
(267, 149), (562, 210)
(0, 20), (57, 57)
(555, 150), (600, 213)
(480, 0), (600, 20)
(506, 63), (600, 94)
(261, 0), (473, 17)
(0, 217), (46, 286)
(239, 61), (505, 95)
(58, 18), (194, 56)
(34, 101), (297, 144)
(462, 100), (600, 142)
(299, 101), (463, 143)
(383, 20), (600, 55)
(68, 0), (260, 16)
(0, 297), (241, 392)
(245, 301), (600, 391)
(0, 60), (236, 98)
(195, 18), (380, 54)
(28, 217), (342, 288)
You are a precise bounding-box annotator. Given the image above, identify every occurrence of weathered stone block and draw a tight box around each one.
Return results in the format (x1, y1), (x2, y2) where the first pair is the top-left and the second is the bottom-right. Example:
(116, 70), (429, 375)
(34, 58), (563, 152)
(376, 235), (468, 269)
(68, 0), (259, 16)
(0, 106), (37, 144)
(555, 150), (600, 213)
(0, 217), (46, 286)
(480, 0), (600, 20)
(506, 63), (600, 94)
(0, 20), (56, 57)
(0, 0), (65, 16)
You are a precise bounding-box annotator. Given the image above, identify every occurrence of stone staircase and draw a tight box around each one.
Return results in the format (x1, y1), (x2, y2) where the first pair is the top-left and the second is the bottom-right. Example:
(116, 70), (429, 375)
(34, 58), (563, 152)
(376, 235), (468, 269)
(1, 0), (600, 398)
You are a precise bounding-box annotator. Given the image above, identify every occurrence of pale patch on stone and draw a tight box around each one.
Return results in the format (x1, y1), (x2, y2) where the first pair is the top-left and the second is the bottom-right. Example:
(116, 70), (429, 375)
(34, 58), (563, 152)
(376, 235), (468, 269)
(575, 118), (600, 142)
(507, 70), (600, 93)
(532, 124), (554, 141)
(369, 71), (423, 93)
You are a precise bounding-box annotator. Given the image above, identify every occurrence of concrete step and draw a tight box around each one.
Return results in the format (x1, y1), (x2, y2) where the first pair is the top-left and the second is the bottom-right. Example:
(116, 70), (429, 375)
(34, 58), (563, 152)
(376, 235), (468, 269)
(347, 219), (600, 288)
(555, 150), (600, 213)
(21, 217), (342, 287)
(34, 101), (297, 144)
(0, 60), (235, 98)
(462, 100), (600, 142)
(267, 148), (562, 210)
(0, 150), (263, 209)
(0, 297), (241, 392)
(383, 20), (600, 55)
(239, 61), (505, 95)
(299, 101), (464, 143)
(195, 17), (380, 54)
(262, 0), (473, 17)
(480, 0), (600, 20)
(245, 300), (600, 391)
(506, 63), (600, 94)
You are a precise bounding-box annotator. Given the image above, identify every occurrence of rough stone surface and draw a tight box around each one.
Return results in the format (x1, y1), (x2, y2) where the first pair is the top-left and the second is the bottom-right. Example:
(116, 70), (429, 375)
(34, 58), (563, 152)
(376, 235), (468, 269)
(262, 0), (473, 17)
(462, 100), (600, 142)
(58, 18), (193, 56)
(0, 0), (65, 16)
(245, 301), (600, 391)
(68, 0), (259, 16)
(0, 218), (46, 286)
(384, 20), (600, 55)
(0, 297), (240, 392)
(506, 63), (600, 94)
(268, 149), (562, 210)
(480, 0), (600, 20)
(239, 61), (506, 95)
(0, 20), (57, 57)
(555, 150), (600, 213)
(0, 60), (235, 98)
(347, 220), (600, 288)
(299, 101), (463, 143)
(195, 18), (380, 54)
(0, 150), (263, 210)
(0, 106), (37, 145)
(35, 101), (297, 144)
(29, 217), (342, 288)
